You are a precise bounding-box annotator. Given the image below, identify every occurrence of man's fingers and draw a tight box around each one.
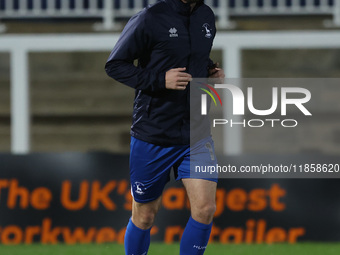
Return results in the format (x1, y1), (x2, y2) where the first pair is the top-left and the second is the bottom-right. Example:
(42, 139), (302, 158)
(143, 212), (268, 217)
(210, 69), (226, 79)
(177, 77), (192, 82)
(177, 72), (192, 78)
(177, 82), (189, 86)
(172, 67), (187, 71)
(177, 74), (192, 83)
(210, 68), (224, 76)
(165, 67), (193, 90)
(209, 67), (221, 74)
(177, 74), (192, 78)
(177, 85), (187, 90)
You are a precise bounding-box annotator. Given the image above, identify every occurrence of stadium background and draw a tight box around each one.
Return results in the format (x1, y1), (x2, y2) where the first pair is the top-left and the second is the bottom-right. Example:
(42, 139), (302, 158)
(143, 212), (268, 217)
(1, 0), (340, 254)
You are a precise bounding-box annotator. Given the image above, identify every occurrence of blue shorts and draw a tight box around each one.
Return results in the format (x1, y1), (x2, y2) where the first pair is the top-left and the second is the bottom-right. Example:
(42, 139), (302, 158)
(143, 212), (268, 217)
(129, 136), (218, 203)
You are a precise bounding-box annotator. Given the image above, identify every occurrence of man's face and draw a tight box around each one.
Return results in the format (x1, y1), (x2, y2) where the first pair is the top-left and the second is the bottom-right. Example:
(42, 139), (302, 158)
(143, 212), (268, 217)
(181, 0), (201, 4)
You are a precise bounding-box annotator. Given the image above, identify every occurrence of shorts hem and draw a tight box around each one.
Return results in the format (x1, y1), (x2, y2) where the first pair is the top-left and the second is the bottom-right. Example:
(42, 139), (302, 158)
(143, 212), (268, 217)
(132, 195), (162, 204)
(178, 177), (218, 183)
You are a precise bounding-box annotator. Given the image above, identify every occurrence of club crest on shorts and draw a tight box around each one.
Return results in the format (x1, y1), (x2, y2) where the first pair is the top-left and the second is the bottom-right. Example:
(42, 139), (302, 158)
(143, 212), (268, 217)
(133, 182), (146, 195)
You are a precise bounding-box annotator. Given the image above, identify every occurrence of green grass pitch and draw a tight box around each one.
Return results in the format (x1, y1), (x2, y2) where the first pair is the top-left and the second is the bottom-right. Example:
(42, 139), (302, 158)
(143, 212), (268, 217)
(1, 243), (340, 255)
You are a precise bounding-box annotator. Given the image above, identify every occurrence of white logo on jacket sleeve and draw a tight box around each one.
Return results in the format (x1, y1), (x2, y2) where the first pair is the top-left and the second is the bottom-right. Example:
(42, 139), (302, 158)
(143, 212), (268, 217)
(169, 27), (179, 37)
(202, 23), (212, 38)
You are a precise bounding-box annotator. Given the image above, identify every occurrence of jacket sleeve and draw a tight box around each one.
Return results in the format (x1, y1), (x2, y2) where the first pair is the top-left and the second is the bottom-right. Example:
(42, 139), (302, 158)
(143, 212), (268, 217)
(105, 12), (166, 92)
(207, 23), (217, 75)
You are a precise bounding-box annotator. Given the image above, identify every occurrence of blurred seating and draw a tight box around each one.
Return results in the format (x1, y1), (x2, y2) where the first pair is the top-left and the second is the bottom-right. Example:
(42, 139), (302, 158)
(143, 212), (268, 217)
(29, 52), (134, 152)
(0, 0), (339, 31)
(0, 51), (134, 153)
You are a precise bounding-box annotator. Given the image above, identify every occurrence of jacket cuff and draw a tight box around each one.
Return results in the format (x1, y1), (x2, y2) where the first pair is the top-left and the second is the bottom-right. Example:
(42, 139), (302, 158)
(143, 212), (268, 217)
(155, 72), (166, 91)
(207, 58), (215, 70)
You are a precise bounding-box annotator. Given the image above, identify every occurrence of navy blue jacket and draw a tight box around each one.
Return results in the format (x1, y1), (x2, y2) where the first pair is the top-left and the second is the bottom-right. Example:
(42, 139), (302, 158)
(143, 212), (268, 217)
(105, 0), (216, 146)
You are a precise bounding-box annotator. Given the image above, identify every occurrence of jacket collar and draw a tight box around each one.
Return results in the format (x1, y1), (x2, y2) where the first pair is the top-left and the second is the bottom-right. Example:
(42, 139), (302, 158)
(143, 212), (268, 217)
(165, 0), (204, 16)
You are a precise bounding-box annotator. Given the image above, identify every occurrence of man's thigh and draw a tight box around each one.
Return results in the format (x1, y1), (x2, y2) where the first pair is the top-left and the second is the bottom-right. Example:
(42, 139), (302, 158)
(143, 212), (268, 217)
(182, 178), (217, 208)
(131, 196), (163, 229)
(176, 136), (218, 223)
(176, 136), (218, 181)
(182, 178), (217, 224)
(129, 137), (188, 203)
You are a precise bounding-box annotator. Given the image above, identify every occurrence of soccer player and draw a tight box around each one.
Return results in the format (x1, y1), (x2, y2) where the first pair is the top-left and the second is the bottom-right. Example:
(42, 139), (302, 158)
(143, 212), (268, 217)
(105, 0), (225, 254)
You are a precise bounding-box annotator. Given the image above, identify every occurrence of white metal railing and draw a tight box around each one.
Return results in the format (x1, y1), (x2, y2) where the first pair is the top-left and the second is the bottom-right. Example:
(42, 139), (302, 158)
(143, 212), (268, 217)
(1, 31), (340, 154)
(0, 0), (340, 31)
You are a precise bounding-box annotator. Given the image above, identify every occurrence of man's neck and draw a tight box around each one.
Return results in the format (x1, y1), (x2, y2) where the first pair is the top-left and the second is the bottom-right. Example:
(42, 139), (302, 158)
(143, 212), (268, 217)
(181, 0), (196, 11)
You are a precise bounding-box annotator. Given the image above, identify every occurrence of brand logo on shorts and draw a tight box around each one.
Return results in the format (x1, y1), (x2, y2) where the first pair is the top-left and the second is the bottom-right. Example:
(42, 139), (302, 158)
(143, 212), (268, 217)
(205, 142), (215, 161)
(169, 27), (179, 37)
(133, 182), (146, 195)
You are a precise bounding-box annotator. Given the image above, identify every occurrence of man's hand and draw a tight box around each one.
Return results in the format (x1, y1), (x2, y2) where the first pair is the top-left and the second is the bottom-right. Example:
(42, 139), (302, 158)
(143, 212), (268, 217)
(165, 67), (192, 90)
(209, 63), (225, 80)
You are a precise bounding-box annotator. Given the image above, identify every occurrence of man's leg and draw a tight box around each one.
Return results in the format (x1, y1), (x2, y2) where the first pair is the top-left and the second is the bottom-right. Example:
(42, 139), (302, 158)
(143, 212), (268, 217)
(125, 196), (162, 255)
(180, 179), (217, 255)
(127, 136), (188, 254)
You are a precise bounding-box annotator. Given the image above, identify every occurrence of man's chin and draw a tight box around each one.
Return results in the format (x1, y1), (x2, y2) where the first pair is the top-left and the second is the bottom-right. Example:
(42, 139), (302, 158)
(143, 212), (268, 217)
(183, 0), (202, 4)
